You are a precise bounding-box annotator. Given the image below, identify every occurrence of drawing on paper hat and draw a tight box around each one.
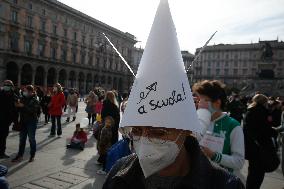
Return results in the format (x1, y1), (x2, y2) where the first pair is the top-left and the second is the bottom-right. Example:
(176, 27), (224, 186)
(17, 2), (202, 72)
(120, 0), (201, 133)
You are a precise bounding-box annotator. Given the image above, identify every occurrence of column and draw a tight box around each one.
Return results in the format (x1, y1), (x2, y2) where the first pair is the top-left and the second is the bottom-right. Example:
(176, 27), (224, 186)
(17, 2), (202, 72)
(43, 71), (47, 90)
(17, 68), (22, 87)
(31, 69), (35, 85)
(65, 72), (69, 88)
(55, 71), (59, 84)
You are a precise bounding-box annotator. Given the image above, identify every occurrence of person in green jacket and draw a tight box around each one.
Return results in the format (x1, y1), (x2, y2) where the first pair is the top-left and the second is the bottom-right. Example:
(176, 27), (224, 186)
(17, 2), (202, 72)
(193, 80), (245, 183)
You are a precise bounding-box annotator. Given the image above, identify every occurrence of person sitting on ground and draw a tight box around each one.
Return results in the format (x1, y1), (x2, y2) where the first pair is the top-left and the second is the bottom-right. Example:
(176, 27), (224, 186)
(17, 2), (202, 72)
(96, 116), (114, 175)
(0, 165), (9, 189)
(67, 124), (88, 150)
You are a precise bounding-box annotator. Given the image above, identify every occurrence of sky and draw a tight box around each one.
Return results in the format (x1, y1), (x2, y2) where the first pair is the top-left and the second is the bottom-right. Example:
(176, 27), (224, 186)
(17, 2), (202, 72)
(58, 0), (284, 54)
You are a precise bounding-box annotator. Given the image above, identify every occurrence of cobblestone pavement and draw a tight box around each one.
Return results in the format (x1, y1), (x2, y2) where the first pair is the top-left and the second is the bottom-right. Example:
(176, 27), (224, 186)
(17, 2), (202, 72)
(0, 102), (283, 189)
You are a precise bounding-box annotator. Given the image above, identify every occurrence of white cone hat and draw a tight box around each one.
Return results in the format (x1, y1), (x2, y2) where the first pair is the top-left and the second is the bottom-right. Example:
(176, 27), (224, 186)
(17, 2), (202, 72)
(120, 0), (201, 133)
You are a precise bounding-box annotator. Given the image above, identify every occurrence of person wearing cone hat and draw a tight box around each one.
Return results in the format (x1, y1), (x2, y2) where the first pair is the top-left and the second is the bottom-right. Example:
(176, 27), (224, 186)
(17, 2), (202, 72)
(103, 0), (244, 188)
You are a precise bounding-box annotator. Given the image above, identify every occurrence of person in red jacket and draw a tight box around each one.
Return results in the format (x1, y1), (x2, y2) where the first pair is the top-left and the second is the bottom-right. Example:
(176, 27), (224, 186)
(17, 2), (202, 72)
(48, 83), (65, 137)
(67, 123), (88, 150)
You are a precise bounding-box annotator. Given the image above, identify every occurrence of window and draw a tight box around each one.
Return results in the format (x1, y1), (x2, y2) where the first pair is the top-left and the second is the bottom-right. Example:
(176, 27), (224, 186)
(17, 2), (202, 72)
(278, 61), (282, 66)
(103, 59), (107, 69)
(243, 69), (247, 75)
(42, 9), (46, 15)
(225, 61), (228, 67)
(53, 25), (57, 35)
(96, 57), (100, 67)
(224, 69), (229, 75)
(82, 36), (85, 44)
(13, 0), (18, 4)
(72, 51), (76, 63)
(88, 55), (93, 66)
(74, 32), (77, 41)
(27, 16), (32, 28)
(40, 19), (46, 31)
(233, 69), (238, 75)
(10, 34), (19, 51)
(234, 61), (238, 67)
(207, 62), (211, 67)
(90, 38), (94, 47)
(38, 43), (45, 57)
(28, 3), (32, 10)
(64, 29), (67, 38)
(216, 69), (220, 75)
(11, 11), (18, 23)
(61, 49), (67, 63)
(216, 62), (220, 67)
(234, 54), (238, 59)
(51, 47), (56, 60)
(81, 52), (85, 64)
(207, 68), (211, 75)
(243, 61), (247, 67)
(24, 40), (32, 55)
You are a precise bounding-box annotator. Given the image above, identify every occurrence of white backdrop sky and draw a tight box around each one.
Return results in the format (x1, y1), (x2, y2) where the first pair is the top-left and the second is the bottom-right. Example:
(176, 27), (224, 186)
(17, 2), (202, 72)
(58, 0), (284, 53)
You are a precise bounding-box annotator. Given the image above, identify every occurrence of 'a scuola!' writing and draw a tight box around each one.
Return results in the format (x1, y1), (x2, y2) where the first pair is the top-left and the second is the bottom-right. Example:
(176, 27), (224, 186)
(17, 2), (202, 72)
(137, 82), (186, 114)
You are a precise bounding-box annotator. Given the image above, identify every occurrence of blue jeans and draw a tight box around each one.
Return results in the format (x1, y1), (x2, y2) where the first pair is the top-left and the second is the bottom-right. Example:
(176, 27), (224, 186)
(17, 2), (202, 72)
(18, 120), (37, 157)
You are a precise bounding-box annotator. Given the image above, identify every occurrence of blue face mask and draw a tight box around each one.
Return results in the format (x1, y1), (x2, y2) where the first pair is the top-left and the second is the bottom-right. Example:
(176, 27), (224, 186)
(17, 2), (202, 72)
(208, 102), (218, 114)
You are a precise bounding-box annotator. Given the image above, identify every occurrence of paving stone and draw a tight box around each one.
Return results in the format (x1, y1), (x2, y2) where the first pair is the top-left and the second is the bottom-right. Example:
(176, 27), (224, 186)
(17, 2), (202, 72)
(62, 167), (96, 178)
(13, 187), (29, 189)
(22, 183), (47, 189)
(30, 177), (72, 189)
(48, 172), (87, 185)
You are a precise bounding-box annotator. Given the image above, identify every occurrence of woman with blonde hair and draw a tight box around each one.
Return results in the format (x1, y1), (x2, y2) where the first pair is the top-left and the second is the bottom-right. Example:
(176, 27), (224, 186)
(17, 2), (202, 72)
(243, 94), (279, 189)
(48, 83), (65, 137)
(101, 91), (120, 145)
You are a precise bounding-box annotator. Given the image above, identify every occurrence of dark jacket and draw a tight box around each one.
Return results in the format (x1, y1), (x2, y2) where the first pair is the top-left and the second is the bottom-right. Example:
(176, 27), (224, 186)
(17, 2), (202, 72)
(103, 136), (244, 189)
(0, 90), (17, 127)
(0, 165), (9, 189)
(227, 99), (245, 122)
(101, 100), (120, 144)
(40, 95), (51, 114)
(19, 95), (40, 124)
(243, 104), (278, 161)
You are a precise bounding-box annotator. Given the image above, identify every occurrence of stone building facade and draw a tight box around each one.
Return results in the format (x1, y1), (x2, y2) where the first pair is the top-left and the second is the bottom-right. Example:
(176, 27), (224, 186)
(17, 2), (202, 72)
(193, 40), (284, 95)
(0, 0), (136, 93)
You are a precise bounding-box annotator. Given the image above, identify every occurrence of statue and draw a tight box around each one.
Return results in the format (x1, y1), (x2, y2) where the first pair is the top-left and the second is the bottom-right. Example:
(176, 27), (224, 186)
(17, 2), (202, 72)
(261, 42), (273, 62)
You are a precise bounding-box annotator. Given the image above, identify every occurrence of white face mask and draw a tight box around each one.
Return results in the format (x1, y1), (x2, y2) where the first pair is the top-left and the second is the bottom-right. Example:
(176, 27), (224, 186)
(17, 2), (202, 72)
(23, 91), (29, 97)
(133, 134), (182, 178)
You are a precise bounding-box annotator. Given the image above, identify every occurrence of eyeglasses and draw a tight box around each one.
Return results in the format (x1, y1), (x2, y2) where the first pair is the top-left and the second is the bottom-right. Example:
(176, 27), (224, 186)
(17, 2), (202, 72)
(131, 127), (181, 144)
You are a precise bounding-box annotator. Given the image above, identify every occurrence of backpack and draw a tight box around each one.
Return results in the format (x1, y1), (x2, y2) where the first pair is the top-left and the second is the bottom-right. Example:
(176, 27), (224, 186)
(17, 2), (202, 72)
(105, 138), (131, 172)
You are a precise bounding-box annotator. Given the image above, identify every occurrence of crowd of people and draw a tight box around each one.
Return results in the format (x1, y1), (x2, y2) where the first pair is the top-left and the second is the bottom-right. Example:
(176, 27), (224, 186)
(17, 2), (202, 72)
(0, 79), (283, 189)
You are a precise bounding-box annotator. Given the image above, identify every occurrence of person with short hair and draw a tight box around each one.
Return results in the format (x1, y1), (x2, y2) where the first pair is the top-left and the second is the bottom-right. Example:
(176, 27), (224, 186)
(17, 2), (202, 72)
(12, 85), (40, 162)
(0, 80), (17, 159)
(193, 80), (245, 182)
(48, 83), (65, 137)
